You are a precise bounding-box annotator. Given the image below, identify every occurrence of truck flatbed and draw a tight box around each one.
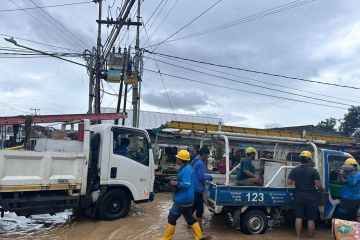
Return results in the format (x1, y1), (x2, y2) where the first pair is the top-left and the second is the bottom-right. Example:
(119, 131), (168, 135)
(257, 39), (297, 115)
(208, 183), (294, 208)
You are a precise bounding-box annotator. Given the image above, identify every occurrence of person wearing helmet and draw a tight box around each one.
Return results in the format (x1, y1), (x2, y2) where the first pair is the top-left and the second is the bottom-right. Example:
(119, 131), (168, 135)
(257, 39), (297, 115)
(236, 147), (263, 186)
(160, 149), (202, 240)
(337, 158), (360, 221)
(192, 146), (213, 228)
(287, 151), (324, 239)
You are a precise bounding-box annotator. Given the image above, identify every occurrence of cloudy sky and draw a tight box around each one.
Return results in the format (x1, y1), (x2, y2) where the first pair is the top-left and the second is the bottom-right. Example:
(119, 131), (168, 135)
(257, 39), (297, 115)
(0, 0), (359, 128)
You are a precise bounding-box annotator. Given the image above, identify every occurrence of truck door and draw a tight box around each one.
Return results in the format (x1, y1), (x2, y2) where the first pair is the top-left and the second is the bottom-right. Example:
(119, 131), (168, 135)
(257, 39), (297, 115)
(322, 150), (351, 219)
(110, 128), (152, 201)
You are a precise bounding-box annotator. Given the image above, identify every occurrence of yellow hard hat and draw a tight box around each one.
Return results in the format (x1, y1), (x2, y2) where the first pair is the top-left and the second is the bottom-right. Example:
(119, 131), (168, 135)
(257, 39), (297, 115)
(176, 149), (190, 161)
(345, 158), (358, 165)
(245, 147), (257, 154)
(300, 151), (312, 160)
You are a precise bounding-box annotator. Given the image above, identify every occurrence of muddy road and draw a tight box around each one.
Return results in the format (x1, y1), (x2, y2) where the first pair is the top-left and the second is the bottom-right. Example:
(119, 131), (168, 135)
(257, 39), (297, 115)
(0, 193), (332, 240)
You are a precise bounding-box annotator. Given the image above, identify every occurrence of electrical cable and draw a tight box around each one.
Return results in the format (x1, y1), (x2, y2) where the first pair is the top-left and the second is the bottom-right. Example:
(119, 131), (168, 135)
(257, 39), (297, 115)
(175, 0), (314, 42)
(144, 56), (354, 107)
(145, 0), (315, 46)
(142, 0), (168, 33)
(0, 1), (94, 13)
(143, 50), (360, 90)
(0, 33), (79, 52)
(9, 0), (83, 51)
(141, 19), (175, 116)
(149, 0), (223, 51)
(142, 0), (180, 47)
(153, 53), (360, 104)
(26, 0), (89, 49)
(143, 68), (348, 110)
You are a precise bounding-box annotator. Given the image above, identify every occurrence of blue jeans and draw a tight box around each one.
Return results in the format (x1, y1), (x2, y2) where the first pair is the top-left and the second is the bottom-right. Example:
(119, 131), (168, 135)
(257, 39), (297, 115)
(168, 202), (196, 225)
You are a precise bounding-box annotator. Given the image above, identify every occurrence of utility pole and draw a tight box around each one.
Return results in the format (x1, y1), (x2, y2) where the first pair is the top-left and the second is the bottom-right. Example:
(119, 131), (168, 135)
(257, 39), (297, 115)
(122, 47), (131, 126)
(30, 108), (40, 116)
(94, 0), (103, 115)
(132, 0), (141, 127)
(115, 48), (127, 125)
(87, 48), (95, 114)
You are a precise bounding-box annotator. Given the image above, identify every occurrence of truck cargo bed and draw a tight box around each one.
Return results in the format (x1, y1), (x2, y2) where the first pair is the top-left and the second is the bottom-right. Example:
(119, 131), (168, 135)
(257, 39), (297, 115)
(0, 150), (87, 193)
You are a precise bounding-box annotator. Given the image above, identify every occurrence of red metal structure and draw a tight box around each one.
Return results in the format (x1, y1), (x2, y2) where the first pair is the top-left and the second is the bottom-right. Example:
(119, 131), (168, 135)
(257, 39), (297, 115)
(0, 113), (126, 125)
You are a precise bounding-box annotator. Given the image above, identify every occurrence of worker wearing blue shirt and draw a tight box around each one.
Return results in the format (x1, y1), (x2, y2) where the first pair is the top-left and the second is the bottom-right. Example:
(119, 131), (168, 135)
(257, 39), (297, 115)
(338, 158), (360, 221)
(114, 138), (130, 156)
(160, 150), (202, 240)
(192, 146), (213, 227)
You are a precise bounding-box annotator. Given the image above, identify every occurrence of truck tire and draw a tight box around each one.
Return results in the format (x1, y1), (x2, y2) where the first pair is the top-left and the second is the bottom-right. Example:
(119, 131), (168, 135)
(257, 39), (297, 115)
(241, 209), (268, 234)
(98, 189), (131, 220)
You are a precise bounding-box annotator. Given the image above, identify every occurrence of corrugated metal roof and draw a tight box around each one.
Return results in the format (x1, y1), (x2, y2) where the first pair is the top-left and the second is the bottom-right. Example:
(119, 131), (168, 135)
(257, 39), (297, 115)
(101, 108), (223, 130)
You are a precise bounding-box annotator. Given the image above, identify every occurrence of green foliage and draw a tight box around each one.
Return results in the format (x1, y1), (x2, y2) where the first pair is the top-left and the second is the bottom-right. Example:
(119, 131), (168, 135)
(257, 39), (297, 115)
(316, 117), (337, 132)
(339, 106), (360, 136)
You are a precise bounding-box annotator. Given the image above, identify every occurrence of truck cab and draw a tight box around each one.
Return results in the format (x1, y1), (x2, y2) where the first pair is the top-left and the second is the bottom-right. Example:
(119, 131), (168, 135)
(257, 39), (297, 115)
(0, 121), (155, 220)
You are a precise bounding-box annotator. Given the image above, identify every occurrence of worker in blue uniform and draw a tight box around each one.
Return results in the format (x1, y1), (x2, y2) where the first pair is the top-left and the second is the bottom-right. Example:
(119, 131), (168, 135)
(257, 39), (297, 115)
(337, 158), (360, 221)
(160, 149), (202, 240)
(114, 138), (130, 156)
(192, 146), (213, 228)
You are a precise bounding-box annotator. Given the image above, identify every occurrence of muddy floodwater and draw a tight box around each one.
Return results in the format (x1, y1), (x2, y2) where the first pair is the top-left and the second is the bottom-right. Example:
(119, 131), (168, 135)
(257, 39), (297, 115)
(0, 193), (332, 240)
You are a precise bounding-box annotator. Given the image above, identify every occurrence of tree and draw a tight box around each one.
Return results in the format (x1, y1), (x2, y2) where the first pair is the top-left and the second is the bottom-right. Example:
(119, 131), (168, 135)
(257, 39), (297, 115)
(339, 106), (360, 136)
(316, 117), (337, 132)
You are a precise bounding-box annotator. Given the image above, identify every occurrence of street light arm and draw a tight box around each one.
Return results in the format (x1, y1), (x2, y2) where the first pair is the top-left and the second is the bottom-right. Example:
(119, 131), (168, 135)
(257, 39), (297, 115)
(4, 37), (91, 69)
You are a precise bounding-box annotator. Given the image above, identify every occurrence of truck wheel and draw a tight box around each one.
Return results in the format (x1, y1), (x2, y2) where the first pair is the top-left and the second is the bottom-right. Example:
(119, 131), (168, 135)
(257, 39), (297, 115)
(241, 209), (268, 234)
(98, 189), (131, 220)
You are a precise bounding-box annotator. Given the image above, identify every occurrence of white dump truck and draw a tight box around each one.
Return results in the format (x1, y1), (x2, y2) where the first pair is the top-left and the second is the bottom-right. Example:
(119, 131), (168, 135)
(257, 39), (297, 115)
(0, 120), (155, 220)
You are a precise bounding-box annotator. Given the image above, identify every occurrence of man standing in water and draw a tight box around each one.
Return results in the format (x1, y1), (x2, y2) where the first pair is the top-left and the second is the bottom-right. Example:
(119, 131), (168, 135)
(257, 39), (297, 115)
(192, 146), (213, 228)
(287, 151), (324, 239)
(160, 149), (202, 240)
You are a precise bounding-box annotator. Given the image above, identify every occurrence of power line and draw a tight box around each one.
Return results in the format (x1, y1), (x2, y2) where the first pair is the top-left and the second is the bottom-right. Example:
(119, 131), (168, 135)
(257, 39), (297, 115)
(0, 1), (94, 13)
(5, 38), (90, 68)
(143, 0), (165, 26)
(157, 0), (315, 44)
(142, 0), (180, 47)
(153, 53), (360, 105)
(0, 33), (79, 51)
(148, 0), (223, 51)
(143, 68), (348, 110)
(9, 0), (83, 51)
(142, 0), (168, 33)
(144, 56), (354, 107)
(141, 19), (175, 116)
(27, 0), (89, 49)
(143, 50), (360, 90)
(131, 0), (167, 46)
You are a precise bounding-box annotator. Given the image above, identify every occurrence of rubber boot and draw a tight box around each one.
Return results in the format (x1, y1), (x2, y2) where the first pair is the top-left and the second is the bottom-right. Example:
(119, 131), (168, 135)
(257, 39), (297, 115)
(160, 224), (175, 240)
(191, 222), (203, 240)
(196, 217), (202, 230)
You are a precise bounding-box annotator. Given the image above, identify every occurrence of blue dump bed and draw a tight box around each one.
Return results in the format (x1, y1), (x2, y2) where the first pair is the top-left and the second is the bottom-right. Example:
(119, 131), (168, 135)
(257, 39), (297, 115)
(208, 183), (295, 206)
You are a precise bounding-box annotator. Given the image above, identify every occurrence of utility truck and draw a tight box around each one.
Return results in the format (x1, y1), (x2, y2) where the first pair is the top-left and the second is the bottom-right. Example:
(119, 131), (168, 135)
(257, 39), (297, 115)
(161, 120), (358, 235)
(0, 119), (155, 220)
(204, 133), (355, 234)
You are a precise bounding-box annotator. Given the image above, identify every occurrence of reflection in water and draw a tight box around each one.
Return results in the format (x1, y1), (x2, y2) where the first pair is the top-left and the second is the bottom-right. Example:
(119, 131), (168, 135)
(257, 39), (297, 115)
(1, 193), (332, 240)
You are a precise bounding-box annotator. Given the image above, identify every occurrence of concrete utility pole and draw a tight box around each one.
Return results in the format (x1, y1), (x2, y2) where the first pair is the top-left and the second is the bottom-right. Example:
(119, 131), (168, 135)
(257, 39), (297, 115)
(122, 47), (131, 126)
(132, 0), (141, 128)
(115, 48), (127, 125)
(87, 48), (95, 114)
(94, 0), (103, 115)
